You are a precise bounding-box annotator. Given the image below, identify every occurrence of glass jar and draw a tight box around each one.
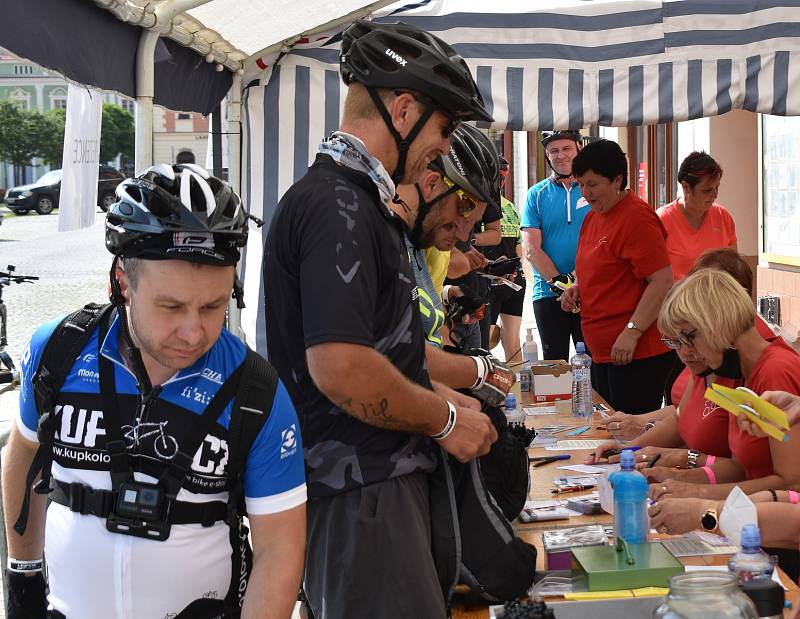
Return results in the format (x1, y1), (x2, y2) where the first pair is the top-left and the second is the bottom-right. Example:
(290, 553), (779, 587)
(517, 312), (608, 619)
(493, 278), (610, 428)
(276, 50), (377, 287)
(653, 571), (758, 619)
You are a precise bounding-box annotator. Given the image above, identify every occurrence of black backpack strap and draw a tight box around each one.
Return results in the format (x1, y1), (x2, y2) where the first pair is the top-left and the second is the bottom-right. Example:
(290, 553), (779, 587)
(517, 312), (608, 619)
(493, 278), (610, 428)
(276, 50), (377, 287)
(14, 303), (114, 535)
(156, 362), (246, 500)
(223, 347), (279, 610)
(225, 348), (279, 517)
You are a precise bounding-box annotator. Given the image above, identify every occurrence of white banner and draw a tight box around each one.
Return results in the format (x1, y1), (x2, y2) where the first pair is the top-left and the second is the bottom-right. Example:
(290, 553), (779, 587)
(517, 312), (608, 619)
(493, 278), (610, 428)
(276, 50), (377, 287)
(58, 84), (102, 232)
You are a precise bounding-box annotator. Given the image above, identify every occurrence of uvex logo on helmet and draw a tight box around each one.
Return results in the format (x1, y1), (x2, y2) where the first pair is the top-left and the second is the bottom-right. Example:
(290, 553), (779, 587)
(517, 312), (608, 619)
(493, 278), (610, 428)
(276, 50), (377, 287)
(385, 48), (407, 66)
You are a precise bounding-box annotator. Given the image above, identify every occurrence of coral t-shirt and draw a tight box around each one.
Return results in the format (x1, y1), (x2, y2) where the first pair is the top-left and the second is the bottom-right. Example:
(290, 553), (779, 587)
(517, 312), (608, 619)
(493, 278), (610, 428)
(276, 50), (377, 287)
(728, 339), (800, 480)
(657, 201), (737, 280)
(575, 192), (671, 363)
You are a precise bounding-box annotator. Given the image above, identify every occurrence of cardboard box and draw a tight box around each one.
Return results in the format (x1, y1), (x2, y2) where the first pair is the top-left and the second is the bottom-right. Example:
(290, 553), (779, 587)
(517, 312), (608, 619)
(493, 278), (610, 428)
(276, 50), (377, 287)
(531, 360), (572, 402)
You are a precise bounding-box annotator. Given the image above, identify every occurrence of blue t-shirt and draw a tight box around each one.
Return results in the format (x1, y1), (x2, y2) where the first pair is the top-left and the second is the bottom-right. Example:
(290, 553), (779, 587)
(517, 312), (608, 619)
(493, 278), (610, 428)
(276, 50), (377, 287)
(520, 177), (590, 301)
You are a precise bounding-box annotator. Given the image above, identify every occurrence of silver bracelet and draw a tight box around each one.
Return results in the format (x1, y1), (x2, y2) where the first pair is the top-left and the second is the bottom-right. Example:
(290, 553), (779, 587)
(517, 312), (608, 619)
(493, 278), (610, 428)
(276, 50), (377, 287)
(7, 557), (43, 574)
(432, 401), (458, 441)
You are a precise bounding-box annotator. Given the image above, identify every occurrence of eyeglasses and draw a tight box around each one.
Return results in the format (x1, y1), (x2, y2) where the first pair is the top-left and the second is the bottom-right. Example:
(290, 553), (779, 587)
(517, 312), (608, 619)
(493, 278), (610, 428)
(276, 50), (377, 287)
(660, 329), (698, 350)
(394, 90), (460, 138)
(442, 176), (480, 218)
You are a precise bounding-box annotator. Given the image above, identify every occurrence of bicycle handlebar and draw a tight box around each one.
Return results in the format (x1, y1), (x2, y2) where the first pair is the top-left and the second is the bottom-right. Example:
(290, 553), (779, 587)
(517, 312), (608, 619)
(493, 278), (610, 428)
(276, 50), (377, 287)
(0, 273), (38, 284)
(0, 265), (38, 285)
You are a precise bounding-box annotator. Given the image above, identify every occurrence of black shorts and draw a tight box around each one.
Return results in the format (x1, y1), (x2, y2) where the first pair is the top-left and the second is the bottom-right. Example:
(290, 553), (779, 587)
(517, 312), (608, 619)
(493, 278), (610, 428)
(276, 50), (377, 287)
(489, 279), (526, 323)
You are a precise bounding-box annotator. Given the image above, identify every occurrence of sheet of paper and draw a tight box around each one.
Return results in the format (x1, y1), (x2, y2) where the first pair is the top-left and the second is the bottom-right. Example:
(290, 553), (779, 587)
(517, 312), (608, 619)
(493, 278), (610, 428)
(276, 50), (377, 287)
(558, 464), (608, 474)
(524, 405), (557, 416)
(545, 439), (607, 451)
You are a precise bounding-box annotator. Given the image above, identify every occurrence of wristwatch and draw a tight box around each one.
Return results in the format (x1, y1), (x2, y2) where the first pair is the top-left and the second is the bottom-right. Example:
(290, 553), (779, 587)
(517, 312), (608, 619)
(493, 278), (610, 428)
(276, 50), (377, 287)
(687, 449), (700, 469)
(626, 321), (643, 333)
(700, 506), (719, 532)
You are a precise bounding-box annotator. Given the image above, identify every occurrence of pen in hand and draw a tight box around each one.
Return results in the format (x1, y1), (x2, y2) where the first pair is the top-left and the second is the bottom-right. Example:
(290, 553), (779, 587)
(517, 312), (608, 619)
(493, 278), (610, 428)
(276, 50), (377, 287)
(647, 453), (662, 468)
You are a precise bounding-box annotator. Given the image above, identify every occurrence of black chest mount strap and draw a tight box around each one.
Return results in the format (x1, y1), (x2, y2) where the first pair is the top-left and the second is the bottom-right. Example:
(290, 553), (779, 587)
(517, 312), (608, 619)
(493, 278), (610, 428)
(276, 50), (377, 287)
(15, 303), (115, 535)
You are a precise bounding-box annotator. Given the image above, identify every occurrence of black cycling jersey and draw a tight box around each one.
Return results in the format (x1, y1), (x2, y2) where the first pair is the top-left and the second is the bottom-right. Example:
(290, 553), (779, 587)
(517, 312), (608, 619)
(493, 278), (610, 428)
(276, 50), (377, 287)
(264, 153), (437, 499)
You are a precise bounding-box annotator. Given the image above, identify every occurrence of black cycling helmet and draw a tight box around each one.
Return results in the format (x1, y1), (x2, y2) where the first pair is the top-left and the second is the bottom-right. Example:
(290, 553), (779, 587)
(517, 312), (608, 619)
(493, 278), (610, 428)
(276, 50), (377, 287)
(340, 20), (492, 123)
(105, 164), (250, 396)
(340, 20), (492, 184)
(540, 130), (583, 149)
(106, 163), (248, 266)
(409, 124), (499, 248)
(437, 123), (500, 210)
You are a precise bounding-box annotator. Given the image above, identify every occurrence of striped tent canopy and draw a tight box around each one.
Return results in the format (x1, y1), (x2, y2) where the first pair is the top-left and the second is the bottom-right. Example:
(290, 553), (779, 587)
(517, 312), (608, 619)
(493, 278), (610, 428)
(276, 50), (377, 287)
(241, 0), (800, 352)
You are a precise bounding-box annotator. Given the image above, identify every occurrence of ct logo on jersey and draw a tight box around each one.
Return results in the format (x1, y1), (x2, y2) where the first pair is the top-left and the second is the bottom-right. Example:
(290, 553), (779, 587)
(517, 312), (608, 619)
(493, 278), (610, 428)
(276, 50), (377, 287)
(281, 424), (297, 459)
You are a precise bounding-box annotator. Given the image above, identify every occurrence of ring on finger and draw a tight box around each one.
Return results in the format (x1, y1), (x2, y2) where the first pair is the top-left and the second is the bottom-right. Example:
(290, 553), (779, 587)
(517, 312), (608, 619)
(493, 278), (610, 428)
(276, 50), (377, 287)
(641, 454), (648, 461)
(658, 525), (668, 534)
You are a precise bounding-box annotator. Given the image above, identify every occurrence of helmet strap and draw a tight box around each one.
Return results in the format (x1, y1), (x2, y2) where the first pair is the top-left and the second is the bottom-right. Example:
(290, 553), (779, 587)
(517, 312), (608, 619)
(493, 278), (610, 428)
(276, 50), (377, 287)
(108, 256), (153, 396)
(232, 274), (245, 309)
(367, 87), (434, 185)
(545, 142), (581, 181)
(408, 183), (456, 249)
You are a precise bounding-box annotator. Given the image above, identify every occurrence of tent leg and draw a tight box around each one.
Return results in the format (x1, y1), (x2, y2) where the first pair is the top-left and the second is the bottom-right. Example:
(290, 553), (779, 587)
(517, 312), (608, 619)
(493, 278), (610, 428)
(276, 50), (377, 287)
(226, 73), (244, 340)
(135, 30), (158, 174)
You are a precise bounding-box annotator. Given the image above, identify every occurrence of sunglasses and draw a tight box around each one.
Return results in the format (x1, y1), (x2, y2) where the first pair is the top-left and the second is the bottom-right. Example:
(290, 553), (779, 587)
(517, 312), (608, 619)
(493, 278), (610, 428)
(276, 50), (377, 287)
(394, 90), (460, 138)
(660, 329), (698, 350)
(442, 176), (480, 218)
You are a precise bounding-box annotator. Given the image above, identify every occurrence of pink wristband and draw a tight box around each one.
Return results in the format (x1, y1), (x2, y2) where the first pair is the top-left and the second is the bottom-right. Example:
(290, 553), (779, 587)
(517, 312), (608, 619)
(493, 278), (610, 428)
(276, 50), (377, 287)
(706, 455), (716, 466)
(702, 465), (717, 484)
(789, 490), (799, 505)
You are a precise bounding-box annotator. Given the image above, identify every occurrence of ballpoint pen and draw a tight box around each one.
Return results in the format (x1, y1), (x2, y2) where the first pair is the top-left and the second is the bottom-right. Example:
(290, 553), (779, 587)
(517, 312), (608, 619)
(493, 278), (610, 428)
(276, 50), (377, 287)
(602, 445), (641, 458)
(529, 454), (571, 462)
(551, 484), (595, 495)
(647, 453), (662, 468)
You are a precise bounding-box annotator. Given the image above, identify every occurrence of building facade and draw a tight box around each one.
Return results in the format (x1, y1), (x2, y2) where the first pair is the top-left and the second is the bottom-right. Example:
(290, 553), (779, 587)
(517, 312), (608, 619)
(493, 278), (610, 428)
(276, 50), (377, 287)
(0, 47), (208, 194)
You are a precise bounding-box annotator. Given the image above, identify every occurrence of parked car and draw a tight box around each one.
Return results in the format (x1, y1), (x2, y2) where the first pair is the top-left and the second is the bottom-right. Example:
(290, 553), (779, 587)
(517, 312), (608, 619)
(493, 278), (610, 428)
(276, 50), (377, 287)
(3, 166), (126, 215)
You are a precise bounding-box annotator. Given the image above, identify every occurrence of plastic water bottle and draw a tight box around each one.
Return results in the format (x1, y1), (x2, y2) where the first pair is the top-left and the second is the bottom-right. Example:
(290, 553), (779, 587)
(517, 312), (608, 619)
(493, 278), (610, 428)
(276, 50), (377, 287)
(523, 328), (539, 364)
(504, 393), (524, 424)
(571, 342), (592, 418)
(609, 450), (649, 544)
(728, 525), (775, 582)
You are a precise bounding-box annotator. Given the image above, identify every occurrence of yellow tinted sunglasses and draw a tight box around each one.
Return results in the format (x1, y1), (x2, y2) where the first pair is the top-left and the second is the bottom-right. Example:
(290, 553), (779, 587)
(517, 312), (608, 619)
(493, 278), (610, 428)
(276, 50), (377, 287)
(443, 176), (480, 219)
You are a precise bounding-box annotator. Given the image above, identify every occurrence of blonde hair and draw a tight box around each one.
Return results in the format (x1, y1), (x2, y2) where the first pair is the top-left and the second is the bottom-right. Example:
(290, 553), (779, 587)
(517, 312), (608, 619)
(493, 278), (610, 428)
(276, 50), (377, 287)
(658, 268), (755, 350)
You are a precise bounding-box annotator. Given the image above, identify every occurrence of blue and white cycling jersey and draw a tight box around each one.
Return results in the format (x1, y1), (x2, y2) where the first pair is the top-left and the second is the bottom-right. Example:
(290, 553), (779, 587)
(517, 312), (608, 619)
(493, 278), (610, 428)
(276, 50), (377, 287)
(17, 312), (306, 619)
(520, 177), (590, 302)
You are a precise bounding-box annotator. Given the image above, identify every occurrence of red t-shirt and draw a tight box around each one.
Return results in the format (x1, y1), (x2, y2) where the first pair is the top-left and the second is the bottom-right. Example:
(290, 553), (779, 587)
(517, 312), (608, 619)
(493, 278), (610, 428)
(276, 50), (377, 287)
(576, 192), (671, 363)
(677, 371), (735, 458)
(673, 318), (776, 458)
(728, 339), (800, 480)
(657, 201), (737, 280)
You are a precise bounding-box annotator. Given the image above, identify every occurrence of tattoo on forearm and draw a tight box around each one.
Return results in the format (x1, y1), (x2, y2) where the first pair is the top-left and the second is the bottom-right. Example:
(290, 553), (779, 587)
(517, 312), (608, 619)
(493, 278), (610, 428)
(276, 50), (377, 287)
(335, 397), (429, 434)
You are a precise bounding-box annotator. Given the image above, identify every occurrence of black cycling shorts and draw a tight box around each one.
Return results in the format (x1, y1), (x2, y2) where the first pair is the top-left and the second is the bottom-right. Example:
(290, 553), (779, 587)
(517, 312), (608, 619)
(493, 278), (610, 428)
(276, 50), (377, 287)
(489, 279), (526, 322)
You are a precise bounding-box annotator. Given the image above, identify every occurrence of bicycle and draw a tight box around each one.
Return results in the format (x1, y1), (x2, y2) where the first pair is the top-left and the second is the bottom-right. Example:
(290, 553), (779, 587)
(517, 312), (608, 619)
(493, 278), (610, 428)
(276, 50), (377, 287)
(0, 265), (39, 393)
(121, 417), (179, 459)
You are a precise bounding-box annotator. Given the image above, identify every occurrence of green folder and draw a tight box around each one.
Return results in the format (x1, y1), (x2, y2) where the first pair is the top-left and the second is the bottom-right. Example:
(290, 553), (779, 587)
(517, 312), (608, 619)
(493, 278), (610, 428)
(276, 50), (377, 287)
(571, 539), (684, 591)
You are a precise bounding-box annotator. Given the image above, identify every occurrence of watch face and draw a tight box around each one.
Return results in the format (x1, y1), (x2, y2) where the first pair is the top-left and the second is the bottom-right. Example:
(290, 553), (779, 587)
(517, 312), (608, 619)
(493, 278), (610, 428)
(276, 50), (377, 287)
(701, 511), (718, 531)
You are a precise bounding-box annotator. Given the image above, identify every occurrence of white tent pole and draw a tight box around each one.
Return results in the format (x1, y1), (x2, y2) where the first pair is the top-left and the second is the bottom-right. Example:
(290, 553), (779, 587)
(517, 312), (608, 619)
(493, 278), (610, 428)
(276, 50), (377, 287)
(135, 30), (158, 174)
(134, 0), (215, 173)
(228, 72), (243, 195)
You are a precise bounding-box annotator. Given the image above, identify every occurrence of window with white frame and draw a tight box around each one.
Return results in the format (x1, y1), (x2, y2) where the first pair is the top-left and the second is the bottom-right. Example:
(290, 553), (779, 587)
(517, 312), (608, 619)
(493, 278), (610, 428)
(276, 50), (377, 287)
(762, 115), (800, 262)
(50, 87), (67, 110)
(9, 87), (31, 110)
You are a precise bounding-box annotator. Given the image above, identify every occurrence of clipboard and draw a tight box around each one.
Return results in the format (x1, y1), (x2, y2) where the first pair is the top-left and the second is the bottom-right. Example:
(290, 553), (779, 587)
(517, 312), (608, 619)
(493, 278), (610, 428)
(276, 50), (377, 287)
(704, 384), (790, 442)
